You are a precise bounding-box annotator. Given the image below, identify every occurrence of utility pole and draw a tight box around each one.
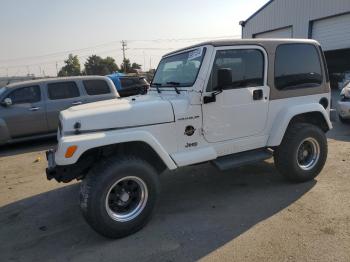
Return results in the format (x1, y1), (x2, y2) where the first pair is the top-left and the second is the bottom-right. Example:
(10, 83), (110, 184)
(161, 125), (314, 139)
(121, 40), (127, 73)
(56, 62), (58, 76)
(143, 51), (146, 72)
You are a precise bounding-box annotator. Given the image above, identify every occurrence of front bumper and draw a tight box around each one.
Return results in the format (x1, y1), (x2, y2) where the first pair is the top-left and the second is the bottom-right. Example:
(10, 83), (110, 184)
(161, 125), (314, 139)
(46, 149), (56, 180)
(337, 101), (350, 119)
(45, 149), (84, 183)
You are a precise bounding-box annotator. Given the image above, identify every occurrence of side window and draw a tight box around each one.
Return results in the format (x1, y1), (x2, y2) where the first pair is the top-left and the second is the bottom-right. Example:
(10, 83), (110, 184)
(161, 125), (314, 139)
(83, 80), (111, 95)
(8, 85), (41, 104)
(207, 49), (264, 91)
(48, 81), (80, 100)
(120, 78), (134, 89)
(275, 44), (323, 90)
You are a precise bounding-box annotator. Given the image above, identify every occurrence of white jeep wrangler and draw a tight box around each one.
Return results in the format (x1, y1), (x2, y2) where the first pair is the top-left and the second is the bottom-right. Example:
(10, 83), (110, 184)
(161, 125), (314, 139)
(46, 39), (332, 238)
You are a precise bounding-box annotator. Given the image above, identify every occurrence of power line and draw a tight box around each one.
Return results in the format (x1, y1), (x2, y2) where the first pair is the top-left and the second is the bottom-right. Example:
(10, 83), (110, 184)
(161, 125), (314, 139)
(0, 35), (240, 63)
(0, 34), (241, 76)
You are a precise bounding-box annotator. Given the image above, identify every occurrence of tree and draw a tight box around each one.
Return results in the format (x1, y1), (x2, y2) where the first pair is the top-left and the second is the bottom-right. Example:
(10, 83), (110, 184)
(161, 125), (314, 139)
(84, 55), (119, 75)
(58, 54), (81, 76)
(131, 62), (141, 70)
(120, 58), (131, 73)
(104, 56), (119, 73)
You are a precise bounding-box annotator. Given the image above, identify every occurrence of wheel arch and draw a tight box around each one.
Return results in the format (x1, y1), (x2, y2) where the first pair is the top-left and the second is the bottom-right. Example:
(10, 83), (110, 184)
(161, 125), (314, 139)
(54, 130), (177, 171)
(267, 103), (332, 147)
(78, 141), (170, 175)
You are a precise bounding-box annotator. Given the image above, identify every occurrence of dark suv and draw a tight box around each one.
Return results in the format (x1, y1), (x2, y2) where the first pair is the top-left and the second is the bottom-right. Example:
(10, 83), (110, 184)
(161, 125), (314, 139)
(107, 74), (150, 97)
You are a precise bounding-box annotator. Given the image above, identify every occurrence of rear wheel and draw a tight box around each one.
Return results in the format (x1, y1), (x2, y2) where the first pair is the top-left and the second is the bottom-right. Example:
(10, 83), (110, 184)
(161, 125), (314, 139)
(80, 156), (160, 238)
(274, 123), (327, 183)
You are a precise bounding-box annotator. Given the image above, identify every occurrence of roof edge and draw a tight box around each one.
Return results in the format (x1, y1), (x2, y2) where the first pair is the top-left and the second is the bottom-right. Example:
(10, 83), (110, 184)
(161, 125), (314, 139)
(242, 0), (275, 25)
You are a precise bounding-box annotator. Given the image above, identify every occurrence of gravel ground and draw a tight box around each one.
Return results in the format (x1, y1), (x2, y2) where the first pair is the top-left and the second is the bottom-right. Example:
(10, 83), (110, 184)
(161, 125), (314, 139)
(0, 121), (349, 262)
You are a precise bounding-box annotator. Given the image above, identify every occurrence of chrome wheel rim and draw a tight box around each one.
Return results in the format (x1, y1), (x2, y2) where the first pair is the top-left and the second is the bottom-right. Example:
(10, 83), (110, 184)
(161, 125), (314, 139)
(296, 137), (320, 171)
(105, 176), (148, 222)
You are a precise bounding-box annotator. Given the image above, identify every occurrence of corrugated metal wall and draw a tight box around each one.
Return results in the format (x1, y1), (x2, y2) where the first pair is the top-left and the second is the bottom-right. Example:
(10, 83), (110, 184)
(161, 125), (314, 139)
(312, 13), (350, 51)
(242, 0), (350, 39)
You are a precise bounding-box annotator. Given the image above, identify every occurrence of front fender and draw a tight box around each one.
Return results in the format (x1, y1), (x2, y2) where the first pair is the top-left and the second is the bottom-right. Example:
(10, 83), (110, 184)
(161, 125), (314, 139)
(267, 103), (332, 147)
(54, 130), (177, 170)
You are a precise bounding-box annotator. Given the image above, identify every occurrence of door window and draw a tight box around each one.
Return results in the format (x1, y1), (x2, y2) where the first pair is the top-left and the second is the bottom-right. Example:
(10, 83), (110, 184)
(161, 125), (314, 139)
(207, 49), (264, 91)
(120, 78), (135, 88)
(48, 81), (80, 100)
(83, 80), (111, 95)
(8, 85), (41, 104)
(275, 44), (323, 90)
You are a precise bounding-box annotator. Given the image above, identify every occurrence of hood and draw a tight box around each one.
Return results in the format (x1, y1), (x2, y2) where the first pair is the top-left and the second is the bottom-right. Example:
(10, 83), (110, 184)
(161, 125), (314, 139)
(60, 94), (174, 133)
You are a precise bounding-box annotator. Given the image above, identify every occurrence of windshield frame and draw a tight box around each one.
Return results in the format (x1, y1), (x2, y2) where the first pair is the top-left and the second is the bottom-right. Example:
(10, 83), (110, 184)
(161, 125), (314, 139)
(151, 47), (207, 88)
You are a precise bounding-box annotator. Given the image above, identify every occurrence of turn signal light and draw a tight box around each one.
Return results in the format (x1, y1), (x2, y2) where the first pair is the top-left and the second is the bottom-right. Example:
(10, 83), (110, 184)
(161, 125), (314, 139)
(65, 145), (78, 158)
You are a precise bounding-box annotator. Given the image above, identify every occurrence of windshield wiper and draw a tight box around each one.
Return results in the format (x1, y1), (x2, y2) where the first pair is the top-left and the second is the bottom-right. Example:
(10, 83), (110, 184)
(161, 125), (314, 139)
(151, 83), (162, 93)
(166, 82), (181, 94)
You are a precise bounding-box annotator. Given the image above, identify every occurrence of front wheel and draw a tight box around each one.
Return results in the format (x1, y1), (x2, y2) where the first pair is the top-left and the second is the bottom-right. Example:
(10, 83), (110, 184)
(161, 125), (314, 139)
(80, 156), (160, 238)
(274, 123), (327, 183)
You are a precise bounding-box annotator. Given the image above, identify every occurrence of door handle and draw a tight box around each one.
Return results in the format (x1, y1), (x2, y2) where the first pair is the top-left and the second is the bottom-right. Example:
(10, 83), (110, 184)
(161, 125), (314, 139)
(252, 89), (263, 100)
(29, 107), (40, 111)
(72, 101), (82, 105)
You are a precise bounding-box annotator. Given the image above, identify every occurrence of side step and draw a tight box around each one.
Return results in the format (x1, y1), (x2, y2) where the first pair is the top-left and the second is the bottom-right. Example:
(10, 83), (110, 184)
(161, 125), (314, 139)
(212, 148), (273, 171)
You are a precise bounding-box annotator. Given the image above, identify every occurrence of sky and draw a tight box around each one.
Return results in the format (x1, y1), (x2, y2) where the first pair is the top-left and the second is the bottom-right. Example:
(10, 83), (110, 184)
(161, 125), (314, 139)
(0, 0), (267, 76)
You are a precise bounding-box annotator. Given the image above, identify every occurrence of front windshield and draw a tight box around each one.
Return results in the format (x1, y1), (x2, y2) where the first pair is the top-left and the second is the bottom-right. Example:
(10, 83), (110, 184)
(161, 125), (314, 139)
(152, 47), (206, 87)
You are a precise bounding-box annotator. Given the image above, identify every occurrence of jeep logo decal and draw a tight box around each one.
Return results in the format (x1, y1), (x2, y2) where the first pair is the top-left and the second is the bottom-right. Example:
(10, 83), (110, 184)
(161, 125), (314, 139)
(185, 142), (198, 148)
(184, 126), (196, 136)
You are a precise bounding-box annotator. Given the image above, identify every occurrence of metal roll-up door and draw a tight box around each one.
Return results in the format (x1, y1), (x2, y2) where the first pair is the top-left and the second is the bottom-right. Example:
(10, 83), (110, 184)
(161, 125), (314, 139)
(312, 13), (350, 51)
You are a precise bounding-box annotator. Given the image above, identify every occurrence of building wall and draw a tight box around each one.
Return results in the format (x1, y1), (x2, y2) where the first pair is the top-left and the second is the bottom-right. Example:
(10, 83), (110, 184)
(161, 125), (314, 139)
(242, 0), (350, 39)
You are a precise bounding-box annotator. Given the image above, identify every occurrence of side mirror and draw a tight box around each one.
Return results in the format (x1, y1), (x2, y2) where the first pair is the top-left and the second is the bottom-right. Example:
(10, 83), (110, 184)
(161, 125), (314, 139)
(216, 68), (232, 90)
(1, 98), (12, 107)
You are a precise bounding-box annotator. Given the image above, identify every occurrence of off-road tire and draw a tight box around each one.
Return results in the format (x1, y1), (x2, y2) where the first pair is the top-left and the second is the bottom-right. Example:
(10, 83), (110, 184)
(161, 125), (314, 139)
(80, 156), (160, 238)
(274, 123), (327, 183)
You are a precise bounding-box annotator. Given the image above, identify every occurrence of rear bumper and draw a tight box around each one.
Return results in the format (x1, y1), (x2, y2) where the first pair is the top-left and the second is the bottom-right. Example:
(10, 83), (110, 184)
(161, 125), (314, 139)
(46, 149), (83, 183)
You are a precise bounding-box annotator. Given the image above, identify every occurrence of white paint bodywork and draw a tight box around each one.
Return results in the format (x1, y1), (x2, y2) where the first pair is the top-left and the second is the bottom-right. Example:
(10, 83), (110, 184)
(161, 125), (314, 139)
(202, 45), (270, 142)
(337, 85), (350, 119)
(60, 95), (174, 133)
(53, 44), (332, 170)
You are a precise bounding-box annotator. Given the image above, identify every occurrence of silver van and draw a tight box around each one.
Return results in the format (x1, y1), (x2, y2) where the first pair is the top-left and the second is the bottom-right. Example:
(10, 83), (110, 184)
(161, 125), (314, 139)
(0, 76), (118, 145)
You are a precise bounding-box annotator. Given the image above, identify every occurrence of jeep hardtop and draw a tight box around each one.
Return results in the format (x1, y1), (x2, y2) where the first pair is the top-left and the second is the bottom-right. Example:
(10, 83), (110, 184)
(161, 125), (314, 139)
(46, 39), (332, 238)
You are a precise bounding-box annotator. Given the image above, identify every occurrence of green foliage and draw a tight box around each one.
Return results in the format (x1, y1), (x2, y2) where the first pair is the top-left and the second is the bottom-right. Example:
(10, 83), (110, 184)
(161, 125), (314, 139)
(84, 55), (119, 75)
(120, 58), (131, 73)
(131, 62), (141, 70)
(121, 60), (142, 73)
(58, 54), (81, 77)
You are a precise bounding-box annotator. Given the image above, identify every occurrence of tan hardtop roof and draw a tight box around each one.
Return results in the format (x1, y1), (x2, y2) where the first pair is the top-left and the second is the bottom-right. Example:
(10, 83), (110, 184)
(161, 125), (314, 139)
(5, 75), (110, 89)
(164, 38), (320, 57)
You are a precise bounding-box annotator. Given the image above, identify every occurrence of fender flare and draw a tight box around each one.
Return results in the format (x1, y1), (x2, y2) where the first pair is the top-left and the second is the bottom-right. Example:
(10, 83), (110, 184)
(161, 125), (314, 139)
(267, 103), (332, 147)
(54, 129), (178, 170)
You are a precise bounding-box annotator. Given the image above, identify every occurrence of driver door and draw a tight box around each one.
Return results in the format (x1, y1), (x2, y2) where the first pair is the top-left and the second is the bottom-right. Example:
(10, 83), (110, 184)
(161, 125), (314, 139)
(202, 46), (269, 143)
(2, 85), (48, 138)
